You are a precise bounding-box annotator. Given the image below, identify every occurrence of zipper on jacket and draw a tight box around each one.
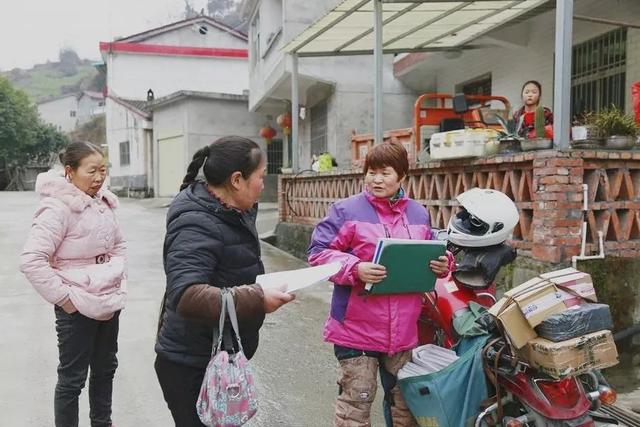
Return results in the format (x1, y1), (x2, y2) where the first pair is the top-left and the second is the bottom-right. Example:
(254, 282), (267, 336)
(402, 218), (413, 239)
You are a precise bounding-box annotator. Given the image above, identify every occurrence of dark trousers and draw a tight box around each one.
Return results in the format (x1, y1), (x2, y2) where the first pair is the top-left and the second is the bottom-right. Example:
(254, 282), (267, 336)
(54, 306), (119, 427)
(155, 355), (206, 427)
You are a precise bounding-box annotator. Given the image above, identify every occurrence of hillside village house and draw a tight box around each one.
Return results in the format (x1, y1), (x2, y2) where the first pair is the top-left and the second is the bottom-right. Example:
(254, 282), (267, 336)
(242, 0), (640, 169)
(37, 90), (105, 133)
(100, 16), (266, 198)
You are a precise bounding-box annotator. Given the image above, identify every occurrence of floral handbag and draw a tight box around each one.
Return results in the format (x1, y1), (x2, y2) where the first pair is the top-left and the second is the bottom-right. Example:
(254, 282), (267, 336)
(196, 289), (258, 427)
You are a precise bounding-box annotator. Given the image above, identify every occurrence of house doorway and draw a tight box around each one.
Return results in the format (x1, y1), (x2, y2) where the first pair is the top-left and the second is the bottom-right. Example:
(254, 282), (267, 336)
(158, 136), (185, 197)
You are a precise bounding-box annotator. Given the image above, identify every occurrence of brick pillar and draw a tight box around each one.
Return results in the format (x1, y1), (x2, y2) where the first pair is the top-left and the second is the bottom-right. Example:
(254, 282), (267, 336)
(531, 153), (584, 263)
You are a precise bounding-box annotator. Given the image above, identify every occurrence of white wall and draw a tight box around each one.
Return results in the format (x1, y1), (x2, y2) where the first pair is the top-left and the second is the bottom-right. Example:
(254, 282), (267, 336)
(247, 0), (418, 169)
(107, 54), (249, 100)
(185, 97), (265, 157)
(248, 0), (285, 110)
(151, 96), (264, 195)
(298, 55), (416, 169)
(143, 25), (247, 50)
(37, 96), (78, 133)
(248, 0), (343, 110)
(77, 96), (104, 125)
(105, 98), (150, 185)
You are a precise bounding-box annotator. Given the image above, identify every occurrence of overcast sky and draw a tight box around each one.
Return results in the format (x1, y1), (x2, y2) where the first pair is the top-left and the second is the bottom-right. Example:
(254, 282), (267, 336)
(0, 0), (217, 71)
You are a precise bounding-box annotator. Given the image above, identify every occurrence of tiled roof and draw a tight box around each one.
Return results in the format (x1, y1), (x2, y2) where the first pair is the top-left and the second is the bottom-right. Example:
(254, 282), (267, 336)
(120, 98), (152, 113)
(107, 95), (153, 119)
(117, 16), (247, 43)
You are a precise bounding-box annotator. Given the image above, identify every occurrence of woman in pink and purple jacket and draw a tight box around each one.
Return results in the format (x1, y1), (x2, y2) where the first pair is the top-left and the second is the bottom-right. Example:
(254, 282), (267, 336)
(20, 141), (126, 427)
(309, 143), (451, 427)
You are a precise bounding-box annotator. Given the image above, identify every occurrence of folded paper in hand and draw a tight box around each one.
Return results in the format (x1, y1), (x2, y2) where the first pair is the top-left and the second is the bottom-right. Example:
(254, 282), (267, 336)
(256, 262), (341, 293)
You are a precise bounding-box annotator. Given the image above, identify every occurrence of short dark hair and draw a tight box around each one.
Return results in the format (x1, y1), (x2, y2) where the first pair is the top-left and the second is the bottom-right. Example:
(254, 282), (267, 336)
(521, 80), (542, 95)
(180, 136), (264, 191)
(363, 143), (409, 178)
(59, 141), (103, 170)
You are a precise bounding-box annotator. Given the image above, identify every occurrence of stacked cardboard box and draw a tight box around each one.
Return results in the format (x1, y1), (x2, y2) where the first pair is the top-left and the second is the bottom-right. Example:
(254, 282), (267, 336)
(519, 331), (618, 379)
(488, 279), (565, 349)
(489, 268), (618, 379)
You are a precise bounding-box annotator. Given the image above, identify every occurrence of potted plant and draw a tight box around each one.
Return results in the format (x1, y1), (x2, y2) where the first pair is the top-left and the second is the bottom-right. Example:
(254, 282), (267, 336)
(592, 106), (639, 149)
(571, 112), (601, 140)
(570, 112), (604, 149)
(520, 106), (553, 151)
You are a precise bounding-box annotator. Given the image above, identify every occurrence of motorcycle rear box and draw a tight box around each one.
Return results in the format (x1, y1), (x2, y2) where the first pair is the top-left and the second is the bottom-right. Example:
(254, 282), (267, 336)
(518, 330), (618, 379)
(489, 279), (566, 349)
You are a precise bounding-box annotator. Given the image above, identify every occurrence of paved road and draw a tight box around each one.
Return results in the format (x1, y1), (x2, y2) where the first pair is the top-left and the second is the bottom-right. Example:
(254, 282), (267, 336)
(0, 192), (384, 427)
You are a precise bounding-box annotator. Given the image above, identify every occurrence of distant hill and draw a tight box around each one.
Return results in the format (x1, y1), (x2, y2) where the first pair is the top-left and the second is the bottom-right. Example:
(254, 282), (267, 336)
(2, 58), (104, 103)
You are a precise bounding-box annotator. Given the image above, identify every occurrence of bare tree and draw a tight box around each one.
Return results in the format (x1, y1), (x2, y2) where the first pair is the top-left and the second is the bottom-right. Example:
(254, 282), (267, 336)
(183, 0), (199, 19)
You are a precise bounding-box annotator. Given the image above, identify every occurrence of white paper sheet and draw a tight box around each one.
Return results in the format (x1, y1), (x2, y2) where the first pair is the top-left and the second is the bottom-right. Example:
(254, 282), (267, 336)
(255, 262), (341, 293)
(397, 344), (459, 379)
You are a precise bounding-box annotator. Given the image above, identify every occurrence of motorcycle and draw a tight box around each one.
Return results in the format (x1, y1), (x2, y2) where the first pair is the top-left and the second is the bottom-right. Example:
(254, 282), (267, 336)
(417, 240), (618, 427)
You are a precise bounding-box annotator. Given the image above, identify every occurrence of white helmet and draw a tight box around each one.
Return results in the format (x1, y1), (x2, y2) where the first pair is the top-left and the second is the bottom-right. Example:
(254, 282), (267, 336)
(447, 188), (519, 248)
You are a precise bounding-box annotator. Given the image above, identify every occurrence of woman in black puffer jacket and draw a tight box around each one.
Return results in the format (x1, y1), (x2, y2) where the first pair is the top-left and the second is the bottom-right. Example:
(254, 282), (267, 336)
(155, 136), (294, 427)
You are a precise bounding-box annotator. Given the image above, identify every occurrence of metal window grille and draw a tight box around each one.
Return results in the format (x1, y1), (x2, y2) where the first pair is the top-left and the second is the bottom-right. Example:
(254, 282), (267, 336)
(119, 141), (130, 167)
(571, 28), (627, 118)
(310, 102), (328, 156)
(456, 74), (492, 96)
(267, 138), (284, 174)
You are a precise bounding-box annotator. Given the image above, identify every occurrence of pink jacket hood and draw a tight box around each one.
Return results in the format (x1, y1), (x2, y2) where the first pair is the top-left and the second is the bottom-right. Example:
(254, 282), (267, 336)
(20, 169), (127, 320)
(35, 169), (119, 212)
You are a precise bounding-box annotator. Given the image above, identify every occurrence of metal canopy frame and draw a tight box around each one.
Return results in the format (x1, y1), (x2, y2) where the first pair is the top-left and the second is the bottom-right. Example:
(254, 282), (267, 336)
(283, 0), (571, 172)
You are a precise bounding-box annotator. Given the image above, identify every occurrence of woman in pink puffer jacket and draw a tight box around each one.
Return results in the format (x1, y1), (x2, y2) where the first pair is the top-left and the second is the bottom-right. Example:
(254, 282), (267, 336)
(20, 141), (126, 427)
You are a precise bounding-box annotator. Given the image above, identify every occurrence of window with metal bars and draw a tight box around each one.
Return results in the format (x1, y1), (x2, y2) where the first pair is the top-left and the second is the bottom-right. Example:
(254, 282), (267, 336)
(456, 73), (492, 96)
(119, 141), (130, 167)
(266, 138), (285, 174)
(571, 28), (627, 119)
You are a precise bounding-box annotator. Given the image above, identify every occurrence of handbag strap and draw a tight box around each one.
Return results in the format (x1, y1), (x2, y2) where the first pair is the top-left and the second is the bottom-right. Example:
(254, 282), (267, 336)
(224, 291), (245, 353)
(213, 289), (229, 354)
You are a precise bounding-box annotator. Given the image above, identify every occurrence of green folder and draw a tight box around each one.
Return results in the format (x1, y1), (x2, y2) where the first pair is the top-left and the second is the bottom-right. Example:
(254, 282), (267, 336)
(367, 239), (447, 295)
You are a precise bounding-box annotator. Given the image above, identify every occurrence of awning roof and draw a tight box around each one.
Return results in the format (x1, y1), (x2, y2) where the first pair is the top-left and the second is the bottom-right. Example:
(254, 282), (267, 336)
(283, 0), (550, 57)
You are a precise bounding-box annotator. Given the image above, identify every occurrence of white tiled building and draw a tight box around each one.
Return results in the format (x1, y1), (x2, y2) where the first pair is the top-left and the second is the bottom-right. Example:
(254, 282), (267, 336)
(100, 16), (263, 197)
(241, 0), (417, 170)
(37, 91), (105, 133)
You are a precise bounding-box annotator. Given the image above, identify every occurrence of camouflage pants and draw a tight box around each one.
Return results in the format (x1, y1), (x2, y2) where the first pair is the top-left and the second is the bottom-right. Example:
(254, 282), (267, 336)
(334, 346), (417, 427)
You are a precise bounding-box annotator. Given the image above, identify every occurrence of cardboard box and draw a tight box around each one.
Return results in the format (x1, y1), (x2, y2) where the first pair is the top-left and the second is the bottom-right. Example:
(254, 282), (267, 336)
(520, 330), (619, 379)
(539, 268), (597, 307)
(489, 279), (566, 349)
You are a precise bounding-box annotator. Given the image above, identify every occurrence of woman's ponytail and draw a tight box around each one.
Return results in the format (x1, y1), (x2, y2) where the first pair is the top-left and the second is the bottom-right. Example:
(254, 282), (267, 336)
(180, 146), (210, 191)
(180, 136), (263, 191)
